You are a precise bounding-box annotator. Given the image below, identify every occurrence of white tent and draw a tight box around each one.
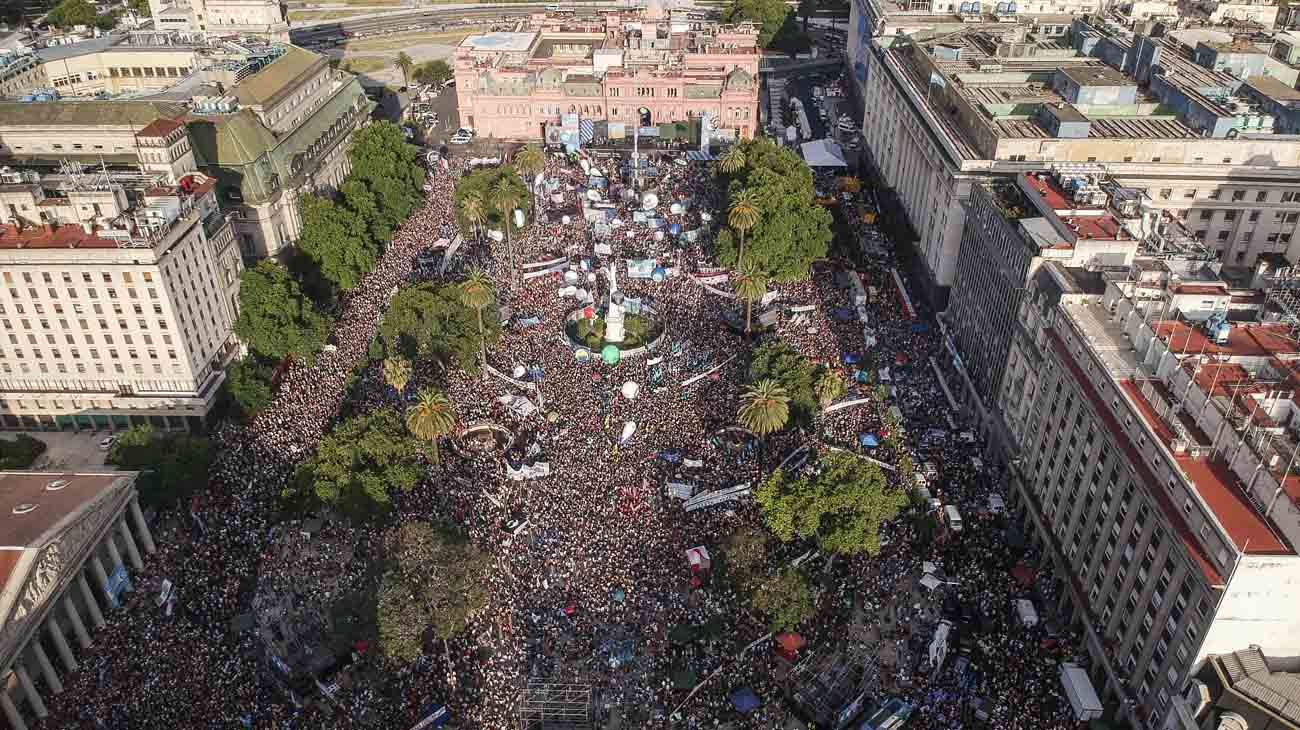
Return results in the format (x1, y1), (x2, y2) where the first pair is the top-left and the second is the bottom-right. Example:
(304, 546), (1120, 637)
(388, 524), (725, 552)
(801, 139), (848, 167)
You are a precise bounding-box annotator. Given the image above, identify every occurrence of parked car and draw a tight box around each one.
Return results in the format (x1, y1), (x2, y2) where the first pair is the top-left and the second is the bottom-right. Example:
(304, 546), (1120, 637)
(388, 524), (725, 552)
(449, 129), (474, 144)
(98, 435), (117, 451)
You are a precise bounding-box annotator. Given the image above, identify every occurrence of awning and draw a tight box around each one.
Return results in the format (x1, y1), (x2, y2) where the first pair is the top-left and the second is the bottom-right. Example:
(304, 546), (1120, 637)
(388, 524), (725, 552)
(686, 150), (717, 161)
(800, 138), (848, 167)
(729, 688), (761, 714)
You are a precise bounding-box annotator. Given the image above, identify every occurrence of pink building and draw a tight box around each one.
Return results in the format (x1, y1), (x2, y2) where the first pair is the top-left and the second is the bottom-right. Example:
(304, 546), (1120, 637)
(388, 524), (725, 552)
(453, 7), (761, 141)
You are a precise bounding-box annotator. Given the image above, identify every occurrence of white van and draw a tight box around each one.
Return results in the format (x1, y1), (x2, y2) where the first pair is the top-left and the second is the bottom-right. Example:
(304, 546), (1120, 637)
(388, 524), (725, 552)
(944, 504), (963, 533)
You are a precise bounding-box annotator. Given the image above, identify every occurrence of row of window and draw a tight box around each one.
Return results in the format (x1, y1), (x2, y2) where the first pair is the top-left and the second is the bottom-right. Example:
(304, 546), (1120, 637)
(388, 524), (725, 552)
(7, 330), (174, 347)
(5, 270), (154, 285)
(0, 360), (181, 377)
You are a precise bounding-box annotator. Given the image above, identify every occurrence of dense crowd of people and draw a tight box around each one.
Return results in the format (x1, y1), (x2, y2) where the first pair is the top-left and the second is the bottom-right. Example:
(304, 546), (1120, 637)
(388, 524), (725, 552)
(33, 133), (1098, 730)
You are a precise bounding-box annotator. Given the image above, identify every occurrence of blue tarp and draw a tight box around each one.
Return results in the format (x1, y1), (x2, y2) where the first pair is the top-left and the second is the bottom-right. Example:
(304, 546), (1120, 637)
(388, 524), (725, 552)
(730, 688), (760, 714)
(911, 322), (931, 333)
(860, 433), (880, 448)
(843, 353), (860, 365)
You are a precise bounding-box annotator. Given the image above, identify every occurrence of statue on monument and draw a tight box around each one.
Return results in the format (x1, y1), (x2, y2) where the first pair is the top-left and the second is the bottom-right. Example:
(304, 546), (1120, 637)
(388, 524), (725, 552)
(604, 262), (626, 343)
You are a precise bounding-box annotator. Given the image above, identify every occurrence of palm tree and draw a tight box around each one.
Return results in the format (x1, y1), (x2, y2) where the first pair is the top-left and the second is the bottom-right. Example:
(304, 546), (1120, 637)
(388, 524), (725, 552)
(815, 370), (847, 406)
(728, 188), (760, 270)
(718, 147), (746, 175)
(513, 145), (545, 217)
(493, 175), (523, 286)
(395, 52), (414, 87)
(405, 388), (456, 464)
(460, 269), (495, 368)
(734, 264), (768, 335)
(383, 356), (412, 400)
(738, 380), (790, 436)
(460, 191), (486, 243)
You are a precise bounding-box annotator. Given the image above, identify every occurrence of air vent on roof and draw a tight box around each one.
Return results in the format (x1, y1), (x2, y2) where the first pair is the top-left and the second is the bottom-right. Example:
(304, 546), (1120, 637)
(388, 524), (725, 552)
(45, 479), (69, 491)
(12, 503), (38, 515)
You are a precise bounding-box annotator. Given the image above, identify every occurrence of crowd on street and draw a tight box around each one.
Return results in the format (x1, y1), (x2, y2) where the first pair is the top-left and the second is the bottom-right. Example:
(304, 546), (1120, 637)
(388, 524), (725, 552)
(32, 144), (1096, 730)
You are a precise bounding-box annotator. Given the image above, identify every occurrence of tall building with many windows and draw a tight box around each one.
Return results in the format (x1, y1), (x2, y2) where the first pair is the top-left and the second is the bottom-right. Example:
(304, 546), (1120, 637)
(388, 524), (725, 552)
(0, 168), (241, 431)
(997, 257), (1300, 729)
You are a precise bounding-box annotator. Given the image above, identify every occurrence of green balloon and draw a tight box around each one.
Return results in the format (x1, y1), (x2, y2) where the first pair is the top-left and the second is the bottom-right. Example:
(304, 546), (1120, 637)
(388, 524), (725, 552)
(602, 345), (621, 365)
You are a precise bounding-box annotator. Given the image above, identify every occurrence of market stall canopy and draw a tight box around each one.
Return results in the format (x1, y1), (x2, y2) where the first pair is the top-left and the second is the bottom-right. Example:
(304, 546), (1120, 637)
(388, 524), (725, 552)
(730, 688), (761, 715)
(801, 139), (848, 167)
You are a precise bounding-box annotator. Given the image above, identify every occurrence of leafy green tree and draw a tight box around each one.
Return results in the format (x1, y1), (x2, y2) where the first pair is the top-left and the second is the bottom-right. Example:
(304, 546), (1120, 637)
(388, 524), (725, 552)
(128, 0), (150, 16)
(289, 408), (422, 518)
(376, 521), (490, 662)
(405, 387), (456, 464)
(749, 341), (818, 426)
(108, 426), (213, 510)
(816, 370), (847, 406)
(379, 282), (500, 372)
(724, 0), (791, 47)
(345, 121), (425, 242)
(717, 138), (832, 281)
(234, 260), (333, 363)
(750, 567), (815, 632)
(413, 59), (454, 86)
(738, 379), (790, 436)
(756, 451), (909, 556)
(0, 435), (46, 470)
(459, 192), (487, 243)
(722, 526), (769, 589)
(296, 195), (377, 293)
(734, 264), (767, 334)
(383, 356), (412, 399)
(225, 359), (276, 418)
(395, 52), (414, 86)
(897, 453), (916, 483)
(459, 269), (496, 367)
(46, 0), (98, 27)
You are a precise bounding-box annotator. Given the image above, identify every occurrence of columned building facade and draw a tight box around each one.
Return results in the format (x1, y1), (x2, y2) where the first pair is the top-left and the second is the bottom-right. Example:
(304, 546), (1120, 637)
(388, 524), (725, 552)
(0, 472), (155, 730)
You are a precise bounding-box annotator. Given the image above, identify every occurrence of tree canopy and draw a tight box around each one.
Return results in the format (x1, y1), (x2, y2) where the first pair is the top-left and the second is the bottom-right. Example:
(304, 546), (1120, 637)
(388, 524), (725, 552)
(756, 451), (909, 556)
(46, 0), (118, 29)
(414, 60), (454, 86)
(288, 408), (422, 518)
(721, 526), (769, 590)
(295, 195), (378, 292)
(344, 121), (425, 244)
(749, 341), (822, 427)
(379, 282), (500, 372)
(108, 426), (213, 511)
(376, 521), (490, 662)
(225, 359), (276, 419)
(715, 138), (832, 281)
(453, 166), (531, 240)
(0, 435), (46, 470)
(750, 567), (815, 632)
(723, 0), (790, 47)
(234, 260), (333, 363)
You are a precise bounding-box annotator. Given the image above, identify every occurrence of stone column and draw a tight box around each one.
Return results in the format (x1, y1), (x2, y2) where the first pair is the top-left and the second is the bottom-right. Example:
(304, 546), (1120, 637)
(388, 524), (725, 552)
(46, 619), (76, 673)
(30, 643), (62, 695)
(129, 496), (155, 554)
(14, 667), (46, 718)
(104, 537), (123, 574)
(0, 690), (27, 730)
(118, 519), (143, 571)
(63, 597), (91, 650)
(90, 555), (110, 597)
(78, 574), (105, 629)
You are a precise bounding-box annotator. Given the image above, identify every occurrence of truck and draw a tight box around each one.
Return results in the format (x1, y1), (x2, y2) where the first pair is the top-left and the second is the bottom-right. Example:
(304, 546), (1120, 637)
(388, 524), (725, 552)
(1059, 663), (1103, 721)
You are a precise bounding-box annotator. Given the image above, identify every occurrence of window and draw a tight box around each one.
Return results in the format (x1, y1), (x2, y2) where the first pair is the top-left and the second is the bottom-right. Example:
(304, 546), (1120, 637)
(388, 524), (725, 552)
(1199, 210), (1213, 220)
(1258, 191), (1268, 202)
(1233, 190), (1246, 201)
(1217, 231), (1230, 242)
(1224, 211), (1238, 222)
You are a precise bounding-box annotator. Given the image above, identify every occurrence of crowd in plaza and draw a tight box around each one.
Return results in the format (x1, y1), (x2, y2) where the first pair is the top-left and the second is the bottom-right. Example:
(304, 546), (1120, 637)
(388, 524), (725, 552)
(32, 138), (1099, 730)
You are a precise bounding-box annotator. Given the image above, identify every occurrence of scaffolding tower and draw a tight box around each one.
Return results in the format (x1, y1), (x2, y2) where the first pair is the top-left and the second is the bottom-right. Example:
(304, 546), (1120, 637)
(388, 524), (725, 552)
(786, 641), (882, 729)
(518, 682), (595, 730)
(1266, 266), (1300, 340)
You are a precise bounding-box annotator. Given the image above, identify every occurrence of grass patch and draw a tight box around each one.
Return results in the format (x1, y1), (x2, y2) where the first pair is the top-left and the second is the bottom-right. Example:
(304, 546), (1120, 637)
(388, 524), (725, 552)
(341, 57), (391, 74)
(344, 29), (476, 53)
(567, 313), (662, 350)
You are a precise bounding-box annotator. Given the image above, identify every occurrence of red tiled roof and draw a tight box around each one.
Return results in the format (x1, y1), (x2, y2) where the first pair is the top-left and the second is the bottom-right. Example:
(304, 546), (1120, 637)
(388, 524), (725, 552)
(1188, 362), (1250, 398)
(1122, 381), (1290, 556)
(1152, 321), (1300, 358)
(1172, 284), (1228, 296)
(1046, 329), (1226, 585)
(136, 117), (185, 138)
(0, 223), (119, 250)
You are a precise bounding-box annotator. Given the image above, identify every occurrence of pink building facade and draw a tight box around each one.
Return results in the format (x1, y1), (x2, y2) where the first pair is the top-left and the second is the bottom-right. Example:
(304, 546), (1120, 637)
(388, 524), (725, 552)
(453, 9), (761, 141)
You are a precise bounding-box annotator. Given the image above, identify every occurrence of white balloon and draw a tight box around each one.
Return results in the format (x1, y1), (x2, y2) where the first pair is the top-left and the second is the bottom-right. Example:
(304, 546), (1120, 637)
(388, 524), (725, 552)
(621, 381), (640, 400)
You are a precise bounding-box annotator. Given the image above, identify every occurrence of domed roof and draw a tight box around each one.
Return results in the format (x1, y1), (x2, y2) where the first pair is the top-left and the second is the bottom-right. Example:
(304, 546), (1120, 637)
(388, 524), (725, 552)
(725, 67), (753, 90)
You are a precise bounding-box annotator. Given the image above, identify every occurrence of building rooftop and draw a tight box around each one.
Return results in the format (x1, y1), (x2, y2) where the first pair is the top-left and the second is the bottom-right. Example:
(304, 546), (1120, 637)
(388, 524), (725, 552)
(1199, 647), (1300, 727)
(0, 222), (122, 250)
(461, 31), (538, 53)
(232, 45), (326, 109)
(1058, 64), (1132, 87)
(0, 99), (188, 128)
(1151, 321), (1300, 359)
(0, 472), (123, 549)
